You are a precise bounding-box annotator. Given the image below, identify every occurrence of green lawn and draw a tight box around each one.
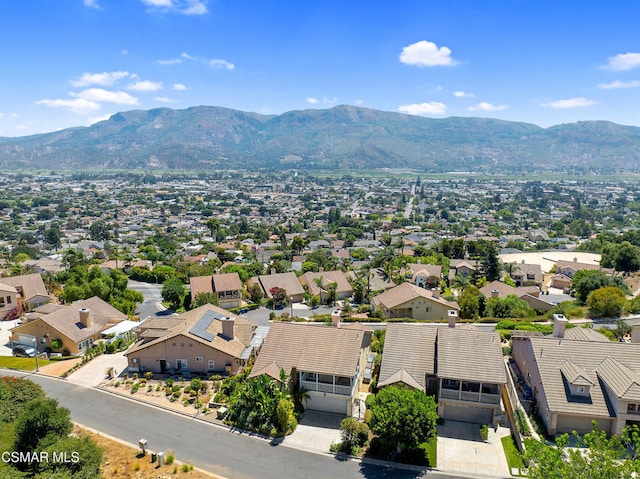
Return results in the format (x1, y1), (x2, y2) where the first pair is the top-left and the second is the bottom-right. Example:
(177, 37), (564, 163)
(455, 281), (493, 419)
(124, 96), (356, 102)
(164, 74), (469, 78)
(424, 435), (437, 467)
(0, 356), (54, 371)
(501, 435), (525, 475)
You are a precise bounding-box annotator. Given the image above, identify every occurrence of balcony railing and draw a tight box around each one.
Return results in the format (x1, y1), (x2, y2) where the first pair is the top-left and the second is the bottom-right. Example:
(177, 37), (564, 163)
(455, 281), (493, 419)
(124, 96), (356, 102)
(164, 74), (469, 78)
(300, 380), (352, 396)
(440, 388), (501, 405)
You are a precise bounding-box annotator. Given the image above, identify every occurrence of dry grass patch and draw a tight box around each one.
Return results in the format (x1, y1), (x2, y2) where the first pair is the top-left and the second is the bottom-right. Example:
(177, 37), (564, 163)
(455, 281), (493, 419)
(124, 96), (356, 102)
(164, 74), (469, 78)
(73, 425), (221, 479)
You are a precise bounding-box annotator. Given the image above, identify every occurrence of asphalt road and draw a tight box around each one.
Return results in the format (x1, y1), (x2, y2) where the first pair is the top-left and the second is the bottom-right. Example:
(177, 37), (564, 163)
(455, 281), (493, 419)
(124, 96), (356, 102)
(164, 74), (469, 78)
(128, 280), (175, 320)
(3, 371), (474, 479)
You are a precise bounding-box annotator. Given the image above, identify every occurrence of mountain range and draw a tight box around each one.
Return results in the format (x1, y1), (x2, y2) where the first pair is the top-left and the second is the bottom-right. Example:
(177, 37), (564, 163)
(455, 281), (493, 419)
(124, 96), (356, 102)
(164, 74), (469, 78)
(1, 105), (640, 173)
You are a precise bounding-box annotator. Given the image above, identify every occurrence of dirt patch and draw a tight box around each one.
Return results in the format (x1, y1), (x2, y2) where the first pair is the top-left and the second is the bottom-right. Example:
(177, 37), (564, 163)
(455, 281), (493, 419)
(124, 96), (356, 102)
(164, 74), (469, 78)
(37, 358), (83, 377)
(622, 272), (640, 296)
(74, 425), (220, 479)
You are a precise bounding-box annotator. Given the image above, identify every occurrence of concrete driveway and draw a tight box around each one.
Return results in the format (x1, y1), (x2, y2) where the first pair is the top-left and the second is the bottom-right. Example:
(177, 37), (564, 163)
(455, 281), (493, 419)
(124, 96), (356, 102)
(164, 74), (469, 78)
(437, 420), (511, 478)
(65, 350), (129, 387)
(281, 410), (342, 455)
(0, 319), (21, 356)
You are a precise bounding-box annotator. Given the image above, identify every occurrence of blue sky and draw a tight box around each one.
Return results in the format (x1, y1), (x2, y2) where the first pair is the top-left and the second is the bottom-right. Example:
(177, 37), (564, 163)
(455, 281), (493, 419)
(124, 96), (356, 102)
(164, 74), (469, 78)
(2, 0), (640, 136)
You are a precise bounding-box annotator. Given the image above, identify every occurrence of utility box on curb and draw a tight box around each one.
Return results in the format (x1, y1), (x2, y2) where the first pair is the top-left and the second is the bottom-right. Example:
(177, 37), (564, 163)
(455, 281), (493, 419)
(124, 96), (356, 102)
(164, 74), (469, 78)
(139, 439), (147, 455)
(157, 452), (164, 466)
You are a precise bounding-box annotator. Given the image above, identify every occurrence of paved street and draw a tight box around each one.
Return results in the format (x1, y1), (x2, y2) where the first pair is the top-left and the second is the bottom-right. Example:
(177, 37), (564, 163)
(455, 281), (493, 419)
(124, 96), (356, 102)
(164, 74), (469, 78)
(2, 371), (476, 479)
(128, 280), (176, 320)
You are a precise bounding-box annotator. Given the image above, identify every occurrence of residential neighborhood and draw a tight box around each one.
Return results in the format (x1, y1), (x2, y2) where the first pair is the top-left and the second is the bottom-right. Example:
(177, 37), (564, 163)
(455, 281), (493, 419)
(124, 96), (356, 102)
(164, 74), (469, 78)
(2, 172), (640, 477)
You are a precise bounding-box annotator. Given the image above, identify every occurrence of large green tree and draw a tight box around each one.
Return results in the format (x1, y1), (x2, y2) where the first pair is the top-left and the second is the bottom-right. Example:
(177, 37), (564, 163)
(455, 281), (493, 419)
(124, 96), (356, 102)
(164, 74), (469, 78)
(524, 425), (640, 479)
(162, 276), (186, 310)
(369, 385), (438, 452)
(587, 286), (627, 319)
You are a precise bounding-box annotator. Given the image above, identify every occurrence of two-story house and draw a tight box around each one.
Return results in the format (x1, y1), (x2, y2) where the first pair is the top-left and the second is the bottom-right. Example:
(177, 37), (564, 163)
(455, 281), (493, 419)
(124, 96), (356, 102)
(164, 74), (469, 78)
(512, 315), (640, 436)
(378, 321), (506, 425)
(189, 273), (243, 309)
(250, 319), (371, 415)
(371, 282), (460, 320)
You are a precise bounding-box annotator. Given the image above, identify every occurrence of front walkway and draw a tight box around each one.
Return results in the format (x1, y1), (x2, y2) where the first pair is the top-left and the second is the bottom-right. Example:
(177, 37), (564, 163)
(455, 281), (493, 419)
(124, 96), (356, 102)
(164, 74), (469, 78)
(437, 420), (511, 478)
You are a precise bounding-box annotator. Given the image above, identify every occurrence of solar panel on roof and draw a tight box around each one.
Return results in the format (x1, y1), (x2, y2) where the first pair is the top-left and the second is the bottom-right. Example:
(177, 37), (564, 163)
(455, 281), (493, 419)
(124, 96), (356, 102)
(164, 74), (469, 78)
(189, 309), (225, 342)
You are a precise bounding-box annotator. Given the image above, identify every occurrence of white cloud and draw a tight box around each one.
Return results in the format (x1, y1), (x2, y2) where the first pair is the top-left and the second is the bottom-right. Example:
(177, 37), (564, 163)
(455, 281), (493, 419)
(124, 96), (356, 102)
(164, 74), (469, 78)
(306, 97), (319, 104)
(36, 98), (101, 114)
(127, 80), (163, 91)
(469, 102), (508, 111)
(154, 96), (178, 103)
(72, 88), (139, 105)
(322, 97), (338, 105)
(541, 97), (597, 109)
(209, 58), (234, 70)
(399, 40), (457, 67)
(398, 102), (448, 115)
(121, 49), (129, 55)
(354, 99), (365, 106)
(598, 80), (640, 90)
(454, 91), (474, 98)
(70, 71), (130, 87)
(158, 58), (182, 65)
(141, 0), (208, 15)
(83, 0), (101, 9)
(172, 83), (187, 91)
(603, 52), (640, 71)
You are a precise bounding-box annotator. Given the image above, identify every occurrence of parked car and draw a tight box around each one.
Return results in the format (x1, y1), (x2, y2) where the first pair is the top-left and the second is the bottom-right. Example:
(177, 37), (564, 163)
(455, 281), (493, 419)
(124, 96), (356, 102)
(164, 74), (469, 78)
(12, 345), (36, 358)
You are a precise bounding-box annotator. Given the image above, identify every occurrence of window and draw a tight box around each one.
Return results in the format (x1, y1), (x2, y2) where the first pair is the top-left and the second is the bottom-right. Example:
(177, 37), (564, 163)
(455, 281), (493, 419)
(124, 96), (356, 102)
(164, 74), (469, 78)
(208, 360), (215, 372)
(132, 358), (140, 364)
(461, 381), (480, 393)
(628, 404), (636, 413)
(6, 296), (11, 304)
(176, 359), (188, 370)
(196, 357), (203, 362)
(442, 379), (460, 390)
(306, 372), (317, 381)
(0, 298), (5, 306)
(426, 307), (431, 312)
(40, 338), (47, 345)
(577, 386), (586, 394)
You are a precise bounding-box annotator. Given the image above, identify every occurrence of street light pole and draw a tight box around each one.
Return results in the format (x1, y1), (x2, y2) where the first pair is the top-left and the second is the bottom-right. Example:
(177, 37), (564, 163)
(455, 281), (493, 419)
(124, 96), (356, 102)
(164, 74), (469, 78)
(32, 337), (39, 372)
(290, 297), (294, 319)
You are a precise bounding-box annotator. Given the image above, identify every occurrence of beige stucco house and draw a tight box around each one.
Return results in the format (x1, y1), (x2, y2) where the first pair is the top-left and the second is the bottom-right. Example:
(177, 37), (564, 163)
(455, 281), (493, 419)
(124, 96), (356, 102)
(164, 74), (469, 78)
(250, 320), (371, 415)
(247, 272), (305, 303)
(299, 270), (353, 302)
(1, 273), (50, 312)
(379, 322), (506, 425)
(371, 282), (459, 320)
(126, 304), (261, 376)
(512, 315), (640, 436)
(10, 296), (127, 355)
(189, 273), (243, 309)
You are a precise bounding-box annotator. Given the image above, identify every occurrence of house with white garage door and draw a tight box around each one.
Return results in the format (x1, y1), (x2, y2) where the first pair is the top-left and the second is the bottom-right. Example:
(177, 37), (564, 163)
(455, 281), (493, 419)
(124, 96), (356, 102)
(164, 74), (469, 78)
(250, 319), (371, 415)
(379, 321), (506, 425)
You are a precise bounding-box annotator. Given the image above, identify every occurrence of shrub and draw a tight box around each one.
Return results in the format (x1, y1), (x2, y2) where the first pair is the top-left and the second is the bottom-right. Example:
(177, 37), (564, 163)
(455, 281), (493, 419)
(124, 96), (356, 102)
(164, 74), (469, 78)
(480, 424), (489, 441)
(132, 373), (138, 380)
(165, 451), (175, 465)
(144, 371), (153, 380)
(181, 464), (190, 472)
(50, 338), (63, 350)
(165, 378), (174, 387)
(130, 383), (139, 394)
(339, 417), (369, 453)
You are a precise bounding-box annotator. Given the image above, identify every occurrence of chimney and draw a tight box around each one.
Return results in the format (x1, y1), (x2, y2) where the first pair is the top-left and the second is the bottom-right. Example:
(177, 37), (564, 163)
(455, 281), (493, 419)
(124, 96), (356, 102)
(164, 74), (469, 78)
(79, 308), (92, 329)
(431, 289), (440, 299)
(331, 309), (341, 328)
(447, 310), (457, 328)
(631, 325), (640, 344)
(270, 268), (276, 275)
(552, 314), (568, 338)
(220, 317), (235, 340)
(491, 289), (499, 298)
(319, 267), (324, 273)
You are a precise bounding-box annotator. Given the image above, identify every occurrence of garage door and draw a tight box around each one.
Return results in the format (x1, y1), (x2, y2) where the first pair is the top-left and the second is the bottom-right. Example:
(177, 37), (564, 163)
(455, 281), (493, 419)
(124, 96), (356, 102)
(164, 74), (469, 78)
(306, 394), (348, 415)
(16, 333), (36, 346)
(556, 415), (612, 435)
(442, 404), (493, 424)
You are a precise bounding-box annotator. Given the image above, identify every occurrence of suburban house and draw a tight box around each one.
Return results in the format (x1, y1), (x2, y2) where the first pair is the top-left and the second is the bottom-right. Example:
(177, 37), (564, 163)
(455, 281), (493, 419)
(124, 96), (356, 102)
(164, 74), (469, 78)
(126, 304), (263, 376)
(512, 315), (640, 436)
(1, 273), (51, 312)
(479, 280), (554, 312)
(556, 258), (601, 278)
(0, 283), (18, 320)
(189, 273), (243, 309)
(506, 261), (544, 288)
(406, 263), (443, 289)
(378, 321), (506, 424)
(250, 319), (371, 415)
(448, 259), (478, 282)
(9, 296), (128, 355)
(548, 273), (572, 290)
(246, 272), (305, 303)
(299, 270), (354, 302)
(371, 282), (460, 320)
